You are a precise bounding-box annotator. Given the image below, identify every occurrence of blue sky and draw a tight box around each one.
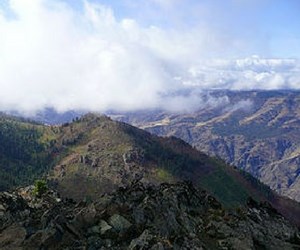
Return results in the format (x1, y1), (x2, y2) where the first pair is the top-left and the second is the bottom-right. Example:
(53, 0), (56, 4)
(3, 0), (299, 57)
(0, 0), (299, 113)
(58, 0), (300, 58)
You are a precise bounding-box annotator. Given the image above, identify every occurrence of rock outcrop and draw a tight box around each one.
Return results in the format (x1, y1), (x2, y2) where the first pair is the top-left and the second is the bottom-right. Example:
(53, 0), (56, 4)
(1, 182), (299, 249)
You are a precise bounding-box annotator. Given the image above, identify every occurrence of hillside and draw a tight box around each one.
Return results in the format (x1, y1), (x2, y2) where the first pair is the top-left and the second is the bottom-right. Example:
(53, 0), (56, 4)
(113, 90), (300, 202)
(48, 114), (259, 206)
(0, 112), (299, 226)
(1, 182), (299, 249)
(0, 113), (57, 190)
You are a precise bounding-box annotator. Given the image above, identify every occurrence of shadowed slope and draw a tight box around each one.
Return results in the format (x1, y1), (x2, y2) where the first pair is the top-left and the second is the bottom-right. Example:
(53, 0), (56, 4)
(0, 112), (299, 226)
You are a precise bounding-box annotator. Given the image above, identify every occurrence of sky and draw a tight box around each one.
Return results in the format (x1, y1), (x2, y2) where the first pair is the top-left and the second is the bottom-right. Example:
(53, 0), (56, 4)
(0, 0), (299, 113)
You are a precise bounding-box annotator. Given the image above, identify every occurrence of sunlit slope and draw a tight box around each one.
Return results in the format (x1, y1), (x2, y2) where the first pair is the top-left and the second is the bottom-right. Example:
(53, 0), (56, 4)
(1, 112), (299, 225)
(115, 91), (300, 202)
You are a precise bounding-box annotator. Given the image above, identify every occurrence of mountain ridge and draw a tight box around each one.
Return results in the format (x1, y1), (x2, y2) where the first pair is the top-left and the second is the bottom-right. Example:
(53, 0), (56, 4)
(0, 112), (300, 227)
(112, 90), (300, 202)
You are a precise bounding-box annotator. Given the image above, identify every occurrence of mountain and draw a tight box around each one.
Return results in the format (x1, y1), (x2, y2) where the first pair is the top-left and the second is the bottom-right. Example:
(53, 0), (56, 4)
(0, 112), (299, 226)
(8, 108), (84, 125)
(0, 113), (56, 190)
(1, 182), (299, 249)
(112, 90), (300, 203)
(48, 113), (260, 206)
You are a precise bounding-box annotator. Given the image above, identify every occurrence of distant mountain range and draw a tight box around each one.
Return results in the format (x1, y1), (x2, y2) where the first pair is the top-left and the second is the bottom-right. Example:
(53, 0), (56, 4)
(4, 90), (300, 204)
(0, 112), (299, 227)
(112, 90), (300, 203)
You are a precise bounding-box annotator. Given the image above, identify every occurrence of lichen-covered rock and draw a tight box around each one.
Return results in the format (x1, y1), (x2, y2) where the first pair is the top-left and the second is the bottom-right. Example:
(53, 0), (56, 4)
(0, 182), (299, 249)
(128, 230), (153, 250)
(108, 214), (132, 233)
(99, 220), (113, 235)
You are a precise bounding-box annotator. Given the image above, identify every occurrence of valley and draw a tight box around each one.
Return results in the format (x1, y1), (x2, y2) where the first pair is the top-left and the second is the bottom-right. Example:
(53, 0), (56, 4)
(113, 90), (300, 203)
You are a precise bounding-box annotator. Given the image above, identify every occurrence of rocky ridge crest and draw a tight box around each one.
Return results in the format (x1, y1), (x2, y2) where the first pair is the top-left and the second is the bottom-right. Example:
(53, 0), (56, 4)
(1, 182), (299, 250)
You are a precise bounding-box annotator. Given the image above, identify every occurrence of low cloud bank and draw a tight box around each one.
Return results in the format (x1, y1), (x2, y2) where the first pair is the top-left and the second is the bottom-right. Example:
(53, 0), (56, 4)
(0, 1), (299, 114)
(186, 56), (300, 90)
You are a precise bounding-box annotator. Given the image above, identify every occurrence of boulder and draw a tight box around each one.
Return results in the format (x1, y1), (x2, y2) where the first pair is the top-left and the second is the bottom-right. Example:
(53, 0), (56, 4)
(108, 214), (132, 233)
(99, 220), (113, 235)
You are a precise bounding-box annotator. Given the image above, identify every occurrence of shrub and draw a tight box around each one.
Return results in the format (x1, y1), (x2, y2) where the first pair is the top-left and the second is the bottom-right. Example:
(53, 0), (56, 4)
(33, 179), (48, 196)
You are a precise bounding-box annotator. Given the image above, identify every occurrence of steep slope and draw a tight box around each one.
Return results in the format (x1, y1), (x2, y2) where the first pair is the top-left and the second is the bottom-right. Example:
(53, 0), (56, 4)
(0, 113), (299, 226)
(0, 113), (58, 190)
(46, 114), (300, 226)
(49, 114), (255, 206)
(113, 90), (300, 202)
(1, 182), (299, 249)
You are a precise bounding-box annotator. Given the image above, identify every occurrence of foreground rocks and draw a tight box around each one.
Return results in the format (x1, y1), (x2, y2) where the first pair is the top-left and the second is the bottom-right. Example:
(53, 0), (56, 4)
(0, 182), (299, 249)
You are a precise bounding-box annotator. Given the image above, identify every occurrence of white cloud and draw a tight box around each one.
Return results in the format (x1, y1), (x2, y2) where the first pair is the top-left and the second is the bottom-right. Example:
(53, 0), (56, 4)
(0, 0), (299, 114)
(149, 0), (182, 8)
(224, 99), (253, 113)
(186, 56), (300, 90)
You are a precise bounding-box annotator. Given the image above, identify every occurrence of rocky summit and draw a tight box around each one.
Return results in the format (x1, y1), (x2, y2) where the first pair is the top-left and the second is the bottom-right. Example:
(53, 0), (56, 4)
(0, 182), (299, 250)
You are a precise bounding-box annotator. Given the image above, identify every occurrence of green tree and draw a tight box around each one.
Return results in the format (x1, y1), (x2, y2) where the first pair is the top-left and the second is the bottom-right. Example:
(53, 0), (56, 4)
(33, 179), (48, 196)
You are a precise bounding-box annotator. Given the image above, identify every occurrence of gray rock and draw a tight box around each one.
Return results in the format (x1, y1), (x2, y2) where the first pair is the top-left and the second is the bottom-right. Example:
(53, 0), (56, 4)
(108, 214), (132, 233)
(88, 225), (101, 235)
(129, 230), (153, 250)
(99, 220), (113, 235)
(0, 181), (299, 249)
(150, 242), (165, 250)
